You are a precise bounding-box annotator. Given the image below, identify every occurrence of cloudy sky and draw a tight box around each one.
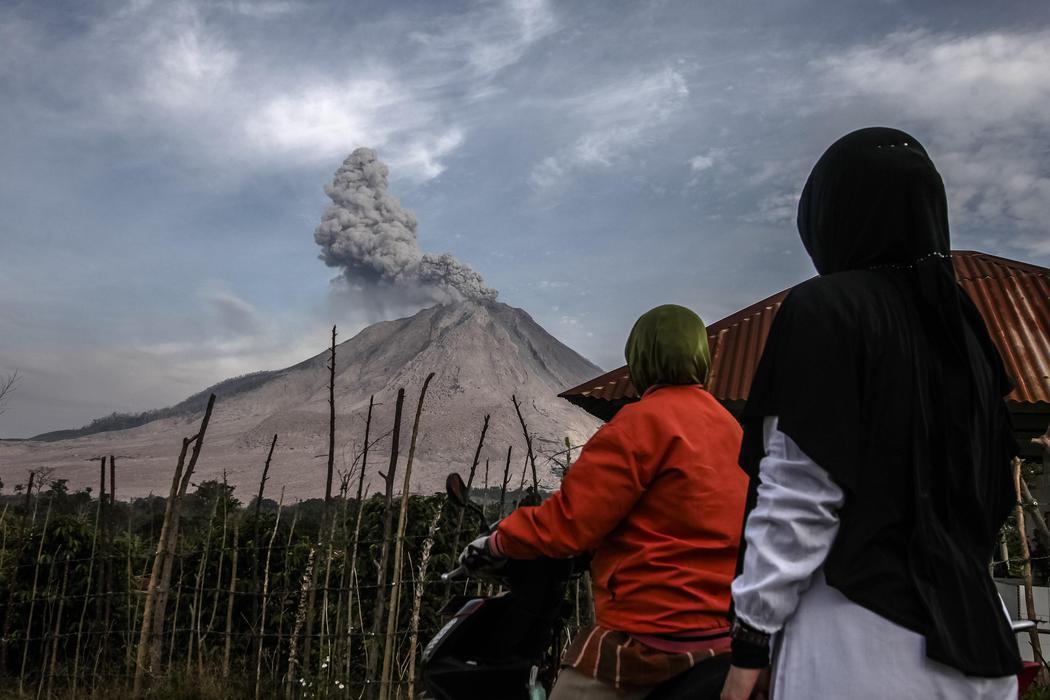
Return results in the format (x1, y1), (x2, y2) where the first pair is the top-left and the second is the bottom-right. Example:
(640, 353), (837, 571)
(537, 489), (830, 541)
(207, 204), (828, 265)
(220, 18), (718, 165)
(1, 0), (1048, 437)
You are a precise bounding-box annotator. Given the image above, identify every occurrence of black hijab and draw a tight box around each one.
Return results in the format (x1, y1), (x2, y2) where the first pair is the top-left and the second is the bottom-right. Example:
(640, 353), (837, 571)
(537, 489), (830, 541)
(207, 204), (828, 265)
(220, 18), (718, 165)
(740, 127), (1020, 676)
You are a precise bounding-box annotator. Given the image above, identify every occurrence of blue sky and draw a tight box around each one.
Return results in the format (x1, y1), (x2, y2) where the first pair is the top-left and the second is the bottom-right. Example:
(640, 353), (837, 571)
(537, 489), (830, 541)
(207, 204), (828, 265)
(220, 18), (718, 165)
(1, 0), (1048, 437)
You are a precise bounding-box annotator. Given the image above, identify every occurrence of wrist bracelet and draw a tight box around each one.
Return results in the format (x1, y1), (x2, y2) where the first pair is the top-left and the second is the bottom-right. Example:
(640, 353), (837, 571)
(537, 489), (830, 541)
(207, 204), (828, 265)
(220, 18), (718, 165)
(730, 619), (770, 646)
(730, 619), (770, 669)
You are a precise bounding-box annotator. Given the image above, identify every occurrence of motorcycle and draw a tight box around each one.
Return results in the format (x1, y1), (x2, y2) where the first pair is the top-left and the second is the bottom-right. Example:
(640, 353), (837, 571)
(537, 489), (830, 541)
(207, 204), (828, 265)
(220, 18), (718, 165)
(420, 473), (733, 700)
(421, 472), (581, 699)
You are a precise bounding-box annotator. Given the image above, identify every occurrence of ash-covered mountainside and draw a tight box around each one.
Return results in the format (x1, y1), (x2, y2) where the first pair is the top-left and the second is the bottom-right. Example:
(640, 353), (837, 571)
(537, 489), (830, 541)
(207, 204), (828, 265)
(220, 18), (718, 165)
(1, 302), (603, 499)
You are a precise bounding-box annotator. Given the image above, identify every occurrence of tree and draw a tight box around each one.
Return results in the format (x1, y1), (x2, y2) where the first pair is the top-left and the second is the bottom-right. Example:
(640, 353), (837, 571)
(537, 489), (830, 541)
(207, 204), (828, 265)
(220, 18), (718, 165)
(0, 370), (19, 416)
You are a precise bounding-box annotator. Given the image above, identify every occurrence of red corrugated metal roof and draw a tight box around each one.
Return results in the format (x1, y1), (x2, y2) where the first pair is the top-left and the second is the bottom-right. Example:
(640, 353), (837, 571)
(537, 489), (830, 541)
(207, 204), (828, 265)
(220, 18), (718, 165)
(561, 251), (1050, 414)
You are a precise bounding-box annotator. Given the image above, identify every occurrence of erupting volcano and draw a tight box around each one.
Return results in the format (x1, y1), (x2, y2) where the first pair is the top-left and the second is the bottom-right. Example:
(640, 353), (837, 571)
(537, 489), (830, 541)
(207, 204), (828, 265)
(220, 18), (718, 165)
(1, 301), (603, 499)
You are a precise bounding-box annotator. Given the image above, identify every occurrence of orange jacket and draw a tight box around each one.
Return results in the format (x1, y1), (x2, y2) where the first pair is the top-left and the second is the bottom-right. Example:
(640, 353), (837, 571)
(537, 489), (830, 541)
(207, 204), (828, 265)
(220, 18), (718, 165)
(495, 385), (747, 635)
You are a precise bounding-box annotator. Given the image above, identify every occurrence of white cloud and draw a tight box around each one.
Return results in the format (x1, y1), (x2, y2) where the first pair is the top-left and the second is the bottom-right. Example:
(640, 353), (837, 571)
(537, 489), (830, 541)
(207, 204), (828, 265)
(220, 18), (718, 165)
(816, 29), (1050, 253)
(386, 129), (466, 181)
(410, 0), (558, 79)
(143, 21), (238, 111)
(689, 154), (715, 172)
(820, 30), (1050, 128)
(745, 192), (800, 225)
(206, 289), (262, 337)
(214, 1), (303, 18)
(0, 0), (560, 183)
(247, 77), (418, 156)
(530, 67), (690, 190)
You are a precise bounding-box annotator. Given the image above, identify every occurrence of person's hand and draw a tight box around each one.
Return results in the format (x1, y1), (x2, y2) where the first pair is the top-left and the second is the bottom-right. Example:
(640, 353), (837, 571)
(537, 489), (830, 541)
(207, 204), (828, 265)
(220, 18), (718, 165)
(720, 665), (770, 700)
(457, 534), (506, 572)
(458, 535), (492, 567)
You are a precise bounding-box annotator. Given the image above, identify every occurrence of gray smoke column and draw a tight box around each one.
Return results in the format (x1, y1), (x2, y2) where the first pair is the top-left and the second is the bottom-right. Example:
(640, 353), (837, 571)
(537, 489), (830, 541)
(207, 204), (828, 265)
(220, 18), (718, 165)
(314, 148), (497, 303)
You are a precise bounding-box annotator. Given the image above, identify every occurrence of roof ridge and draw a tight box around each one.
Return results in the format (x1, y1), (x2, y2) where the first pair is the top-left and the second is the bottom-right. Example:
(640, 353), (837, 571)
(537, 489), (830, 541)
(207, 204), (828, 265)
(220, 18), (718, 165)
(951, 250), (1050, 281)
(561, 249), (1049, 410)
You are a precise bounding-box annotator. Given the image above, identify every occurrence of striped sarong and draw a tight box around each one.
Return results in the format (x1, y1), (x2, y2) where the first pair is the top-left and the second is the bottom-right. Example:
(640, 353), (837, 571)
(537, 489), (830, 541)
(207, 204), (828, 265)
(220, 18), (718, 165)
(561, 624), (731, 692)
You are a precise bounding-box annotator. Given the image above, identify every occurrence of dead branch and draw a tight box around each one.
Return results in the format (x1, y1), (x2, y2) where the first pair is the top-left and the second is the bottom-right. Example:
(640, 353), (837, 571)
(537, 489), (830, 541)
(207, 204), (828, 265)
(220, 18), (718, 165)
(511, 395), (540, 492)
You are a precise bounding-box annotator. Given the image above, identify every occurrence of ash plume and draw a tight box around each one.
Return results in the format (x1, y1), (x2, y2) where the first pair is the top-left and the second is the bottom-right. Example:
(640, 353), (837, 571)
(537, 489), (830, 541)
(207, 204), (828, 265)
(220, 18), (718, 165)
(314, 148), (497, 304)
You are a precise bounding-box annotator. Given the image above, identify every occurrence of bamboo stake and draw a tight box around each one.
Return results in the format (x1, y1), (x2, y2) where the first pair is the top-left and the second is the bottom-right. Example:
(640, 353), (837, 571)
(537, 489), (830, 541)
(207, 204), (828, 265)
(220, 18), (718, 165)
(318, 506), (338, 681)
(344, 396), (374, 686)
(287, 546), (316, 698)
(325, 324), (338, 511)
(498, 445), (513, 519)
(201, 474), (231, 672)
(24, 470), (35, 511)
(333, 469), (353, 678)
(44, 553), (71, 699)
(365, 388), (405, 700)
(277, 506), (300, 671)
(153, 396), (217, 675)
(188, 492), (220, 673)
(0, 503), (10, 678)
(304, 325), (338, 676)
(168, 562), (185, 670)
(483, 459), (490, 520)
(255, 489), (284, 700)
(19, 498), (51, 695)
(1020, 477), (1050, 554)
(1014, 457), (1046, 675)
(71, 469), (103, 695)
(124, 505), (135, 684)
(223, 518), (239, 678)
(35, 547), (60, 700)
(518, 452), (530, 492)
(133, 394), (216, 696)
(511, 395), (540, 492)
(347, 488), (371, 682)
(250, 433), (277, 687)
(379, 372), (435, 700)
(445, 416), (490, 597)
(98, 456), (113, 667)
(405, 508), (443, 699)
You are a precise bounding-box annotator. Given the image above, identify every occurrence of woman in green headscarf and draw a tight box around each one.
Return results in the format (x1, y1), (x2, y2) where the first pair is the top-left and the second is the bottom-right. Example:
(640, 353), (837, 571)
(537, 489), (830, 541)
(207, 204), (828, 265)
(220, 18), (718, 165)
(463, 304), (746, 699)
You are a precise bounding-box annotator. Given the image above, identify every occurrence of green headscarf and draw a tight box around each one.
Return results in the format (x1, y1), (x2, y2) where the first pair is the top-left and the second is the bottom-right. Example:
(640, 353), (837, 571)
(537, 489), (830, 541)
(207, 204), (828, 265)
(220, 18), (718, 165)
(625, 304), (710, 394)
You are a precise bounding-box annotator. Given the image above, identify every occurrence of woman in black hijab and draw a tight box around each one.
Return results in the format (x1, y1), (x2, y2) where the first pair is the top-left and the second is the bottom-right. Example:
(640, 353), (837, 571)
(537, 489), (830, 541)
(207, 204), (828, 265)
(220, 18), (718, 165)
(721, 127), (1020, 699)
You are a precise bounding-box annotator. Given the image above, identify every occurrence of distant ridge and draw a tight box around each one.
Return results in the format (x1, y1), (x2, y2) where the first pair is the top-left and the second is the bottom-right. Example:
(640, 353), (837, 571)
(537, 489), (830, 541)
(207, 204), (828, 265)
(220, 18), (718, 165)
(31, 370), (280, 442)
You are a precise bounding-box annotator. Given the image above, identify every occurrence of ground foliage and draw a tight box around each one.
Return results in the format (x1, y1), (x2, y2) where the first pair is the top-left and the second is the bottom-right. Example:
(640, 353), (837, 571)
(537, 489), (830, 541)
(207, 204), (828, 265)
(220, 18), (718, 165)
(0, 476), (574, 698)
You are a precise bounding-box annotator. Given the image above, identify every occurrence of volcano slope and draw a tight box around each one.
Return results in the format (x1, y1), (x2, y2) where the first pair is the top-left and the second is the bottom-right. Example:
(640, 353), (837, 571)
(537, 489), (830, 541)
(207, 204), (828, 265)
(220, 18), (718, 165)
(0, 302), (604, 500)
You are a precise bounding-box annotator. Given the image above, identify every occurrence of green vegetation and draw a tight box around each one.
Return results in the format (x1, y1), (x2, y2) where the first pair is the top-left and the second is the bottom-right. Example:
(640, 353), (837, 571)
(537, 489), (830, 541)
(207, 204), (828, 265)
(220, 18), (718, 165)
(0, 477), (566, 698)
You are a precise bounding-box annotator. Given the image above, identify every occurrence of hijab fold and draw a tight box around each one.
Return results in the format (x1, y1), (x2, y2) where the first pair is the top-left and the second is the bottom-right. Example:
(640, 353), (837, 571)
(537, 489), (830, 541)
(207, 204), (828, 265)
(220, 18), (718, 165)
(739, 127), (1020, 677)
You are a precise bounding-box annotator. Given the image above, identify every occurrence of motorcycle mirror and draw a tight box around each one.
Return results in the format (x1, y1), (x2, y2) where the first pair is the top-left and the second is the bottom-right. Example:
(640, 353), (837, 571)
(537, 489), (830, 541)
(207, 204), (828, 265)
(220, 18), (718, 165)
(445, 472), (491, 529)
(446, 473), (469, 507)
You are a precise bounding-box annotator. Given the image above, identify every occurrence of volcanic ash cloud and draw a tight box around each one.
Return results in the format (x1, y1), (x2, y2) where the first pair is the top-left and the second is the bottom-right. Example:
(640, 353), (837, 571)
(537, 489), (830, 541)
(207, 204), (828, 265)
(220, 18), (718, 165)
(314, 148), (497, 303)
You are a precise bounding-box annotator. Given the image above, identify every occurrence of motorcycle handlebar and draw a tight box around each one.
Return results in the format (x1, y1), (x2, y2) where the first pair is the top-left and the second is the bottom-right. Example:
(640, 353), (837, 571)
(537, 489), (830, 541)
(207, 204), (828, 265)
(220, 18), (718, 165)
(441, 565), (468, 582)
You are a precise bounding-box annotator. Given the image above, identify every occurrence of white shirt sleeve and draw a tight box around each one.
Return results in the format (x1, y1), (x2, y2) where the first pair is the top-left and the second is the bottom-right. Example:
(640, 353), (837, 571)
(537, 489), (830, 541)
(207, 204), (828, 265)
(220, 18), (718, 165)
(732, 415), (846, 633)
